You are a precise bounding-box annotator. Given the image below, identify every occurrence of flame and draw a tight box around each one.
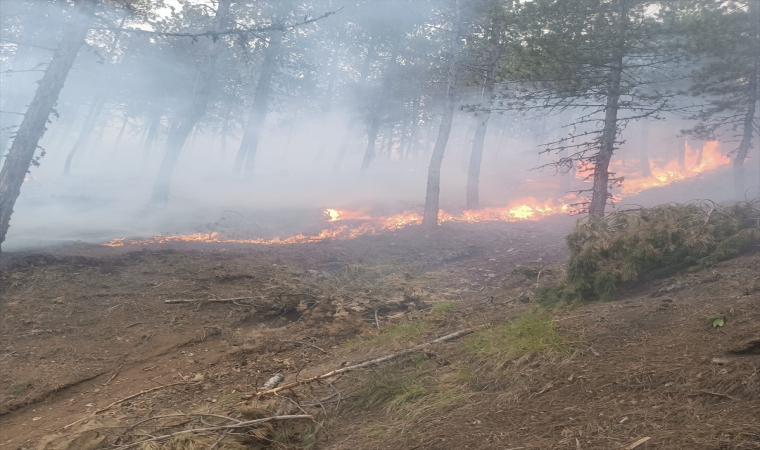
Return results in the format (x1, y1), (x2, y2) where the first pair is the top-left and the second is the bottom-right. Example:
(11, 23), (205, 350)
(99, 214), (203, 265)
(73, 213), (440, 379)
(103, 141), (729, 248)
(619, 141), (728, 197)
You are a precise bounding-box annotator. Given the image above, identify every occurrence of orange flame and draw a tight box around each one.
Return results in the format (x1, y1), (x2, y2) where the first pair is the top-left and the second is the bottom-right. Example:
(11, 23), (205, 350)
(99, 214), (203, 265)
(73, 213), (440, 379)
(103, 141), (729, 247)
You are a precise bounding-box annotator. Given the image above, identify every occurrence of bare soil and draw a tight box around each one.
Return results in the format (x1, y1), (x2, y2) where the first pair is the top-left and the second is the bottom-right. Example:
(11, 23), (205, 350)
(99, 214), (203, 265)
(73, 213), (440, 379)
(0, 219), (758, 450)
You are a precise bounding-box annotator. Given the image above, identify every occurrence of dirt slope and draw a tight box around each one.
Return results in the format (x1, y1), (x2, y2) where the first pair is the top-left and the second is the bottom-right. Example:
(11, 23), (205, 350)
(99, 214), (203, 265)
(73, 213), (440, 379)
(0, 223), (757, 450)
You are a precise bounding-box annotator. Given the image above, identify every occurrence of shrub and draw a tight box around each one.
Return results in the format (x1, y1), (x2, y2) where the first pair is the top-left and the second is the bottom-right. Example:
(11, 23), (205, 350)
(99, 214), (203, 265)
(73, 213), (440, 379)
(540, 200), (760, 304)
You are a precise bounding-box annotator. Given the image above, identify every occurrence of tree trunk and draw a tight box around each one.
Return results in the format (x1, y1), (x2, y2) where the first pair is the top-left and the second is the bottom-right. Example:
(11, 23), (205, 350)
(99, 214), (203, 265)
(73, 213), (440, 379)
(639, 122), (652, 177)
(63, 96), (104, 175)
(233, 29), (284, 176)
(0, 22), (50, 157)
(113, 111), (129, 150)
(220, 106), (231, 160)
(588, 0), (627, 218)
(465, 17), (500, 210)
(151, 0), (231, 203)
(361, 37), (401, 173)
(695, 141), (704, 167)
(405, 96), (421, 160)
(733, 0), (759, 199)
(332, 36), (377, 173)
(0, 0), (95, 250)
(142, 112), (160, 165)
(422, 0), (462, 230)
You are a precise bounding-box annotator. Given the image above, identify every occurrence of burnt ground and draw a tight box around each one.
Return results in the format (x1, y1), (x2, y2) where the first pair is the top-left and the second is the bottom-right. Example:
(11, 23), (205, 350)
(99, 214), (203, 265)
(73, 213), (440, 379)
(0, 218), (758, 450)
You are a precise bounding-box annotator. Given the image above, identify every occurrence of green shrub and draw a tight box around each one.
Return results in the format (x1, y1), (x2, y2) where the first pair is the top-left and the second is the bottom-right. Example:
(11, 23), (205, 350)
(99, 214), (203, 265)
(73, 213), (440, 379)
(540, 200), (760, 304)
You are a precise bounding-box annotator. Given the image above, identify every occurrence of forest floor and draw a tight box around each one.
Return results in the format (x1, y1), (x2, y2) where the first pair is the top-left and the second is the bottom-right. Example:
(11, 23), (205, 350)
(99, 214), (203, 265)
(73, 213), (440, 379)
(0, 217), (758, 450)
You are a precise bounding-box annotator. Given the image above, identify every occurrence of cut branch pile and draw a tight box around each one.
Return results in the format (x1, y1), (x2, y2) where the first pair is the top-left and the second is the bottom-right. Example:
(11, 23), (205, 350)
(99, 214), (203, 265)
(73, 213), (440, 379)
(540, 199), (760, 304)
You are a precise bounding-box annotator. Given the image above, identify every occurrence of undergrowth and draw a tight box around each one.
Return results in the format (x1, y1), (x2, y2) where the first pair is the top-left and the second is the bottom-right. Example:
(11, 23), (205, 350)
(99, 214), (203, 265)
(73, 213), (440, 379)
(344, 321), (428, 350)
(465, 309), (568, 369)
(354, 366), (468, 420)
(539, 200), (760, 305)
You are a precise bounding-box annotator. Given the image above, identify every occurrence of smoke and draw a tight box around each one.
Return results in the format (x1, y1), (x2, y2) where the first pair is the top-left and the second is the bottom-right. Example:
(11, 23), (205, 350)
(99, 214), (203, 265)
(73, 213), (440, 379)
(1, 0), (755, 251)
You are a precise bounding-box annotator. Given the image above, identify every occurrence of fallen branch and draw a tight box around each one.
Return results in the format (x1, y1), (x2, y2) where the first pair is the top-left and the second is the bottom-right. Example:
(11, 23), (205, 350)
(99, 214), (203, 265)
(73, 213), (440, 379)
(281, 340), (328, 354)
(102, 362), (124, 386)
(63, 382), (189, 429)
(246, 327), (479, 398)
(114, 415), (312, 449)
(164, 297), (253, 304)
(623, 437), (651, 449)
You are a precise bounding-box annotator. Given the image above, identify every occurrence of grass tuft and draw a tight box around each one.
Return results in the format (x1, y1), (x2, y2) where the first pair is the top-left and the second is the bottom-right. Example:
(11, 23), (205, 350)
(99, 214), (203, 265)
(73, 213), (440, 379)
(432, 301), (459, 313)
(465, 310), (568, 368)
(344, 322), (427, 350)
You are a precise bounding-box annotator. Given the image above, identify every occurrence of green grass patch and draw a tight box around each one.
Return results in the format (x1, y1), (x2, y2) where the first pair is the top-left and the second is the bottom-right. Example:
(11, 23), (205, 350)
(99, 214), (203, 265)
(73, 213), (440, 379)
(344, 322), (428, 350)
(354, 367), (467, 420)
(465, 310), (568, 367)
(432, 301), (459, 313)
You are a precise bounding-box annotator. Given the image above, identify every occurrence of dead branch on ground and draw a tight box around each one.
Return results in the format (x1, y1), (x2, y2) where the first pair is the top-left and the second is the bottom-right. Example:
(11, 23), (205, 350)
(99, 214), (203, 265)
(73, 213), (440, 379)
(245, 327), (479, 398)
(113, 414), (312, 449)
(164, 297), (253, 304)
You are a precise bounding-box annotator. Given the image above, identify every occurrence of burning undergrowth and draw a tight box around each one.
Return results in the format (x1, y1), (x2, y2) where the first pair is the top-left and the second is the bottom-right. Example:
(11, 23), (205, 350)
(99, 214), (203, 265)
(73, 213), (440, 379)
(539, 199), (760, 305)
(98, 141), (731, 249)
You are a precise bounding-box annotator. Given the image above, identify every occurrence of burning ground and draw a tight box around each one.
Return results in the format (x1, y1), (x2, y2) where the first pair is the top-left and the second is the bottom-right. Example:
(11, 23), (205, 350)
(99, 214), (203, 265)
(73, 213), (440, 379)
(1, 212), (759, 450)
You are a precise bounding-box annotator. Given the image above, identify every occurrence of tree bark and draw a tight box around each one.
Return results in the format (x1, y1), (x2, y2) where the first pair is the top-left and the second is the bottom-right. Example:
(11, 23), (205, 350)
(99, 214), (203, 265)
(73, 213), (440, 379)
(422, 0), (462, 229)
(220, 106), (231, 160)
(151, 0), (231, 203)
(639, 122), (652, 177)
(405, 96), (421, 160)
(142, 112), (160, 165)
(733, 0), (759, 199)
(361, 37), (401, 173)
(588, 0), (627, 217)
(465, 16), (500, 210)
(332, 36), (377, 172)
(233, 29), (284, 176)
(113, 111), (129, 150)
(63, 95), (104, 175)
(0, 0), (96, 250)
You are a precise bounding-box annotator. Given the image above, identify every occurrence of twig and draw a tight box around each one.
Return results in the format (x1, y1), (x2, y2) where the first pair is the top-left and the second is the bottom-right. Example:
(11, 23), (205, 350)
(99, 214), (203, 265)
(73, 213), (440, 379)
(103, 362), (124, 386)
(113, 415), (312, 449)
(246, 327), (480, 398)
(623, 437), (651, 449)
(281, 340), (328, 354)
(698, 390), (736, 400)
(164, 297), (253, 304)
(64, 382), (189, 429)
(374, 308), (380, 329)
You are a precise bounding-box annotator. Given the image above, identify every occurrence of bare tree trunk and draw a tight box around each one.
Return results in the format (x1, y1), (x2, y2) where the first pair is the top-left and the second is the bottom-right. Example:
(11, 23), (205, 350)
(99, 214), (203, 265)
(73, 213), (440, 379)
(588, 0), (627, 217)
(332, 36), (377, 173)
(152, 0), (231, 203)
(422, 0), (462, 230)
(63, 95), (104, 175)
(142, 112), (160, 166)
(113, 110), (129, 150)
(0, 24), (50, 158)
(233, 29), (283, 176)
(405, 96), (421, 160)
(640, 122), (652, 177)
(0, 0), (95, 250)
(361, 37), (400, 173)
(734, 0), (759, 199)
(220, 106), (231, 161)
(465, 16), (500, 210)
(695, 141), (704, 167)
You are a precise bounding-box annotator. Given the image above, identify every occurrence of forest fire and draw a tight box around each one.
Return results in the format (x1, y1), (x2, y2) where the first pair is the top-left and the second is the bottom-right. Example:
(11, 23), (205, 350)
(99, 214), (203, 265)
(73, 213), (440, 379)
(618, 141), (728, 197)
(103, 142), (729, 248)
